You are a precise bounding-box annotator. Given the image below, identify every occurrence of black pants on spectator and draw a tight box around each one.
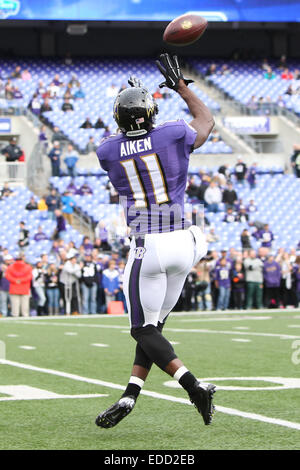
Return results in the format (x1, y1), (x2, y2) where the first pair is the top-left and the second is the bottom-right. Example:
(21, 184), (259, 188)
(232, 289), (245, 309)
(265, 287), (279, 308)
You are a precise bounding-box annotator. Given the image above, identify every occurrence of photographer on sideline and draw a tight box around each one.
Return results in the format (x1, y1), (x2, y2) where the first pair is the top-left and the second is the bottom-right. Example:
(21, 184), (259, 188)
(243, 249), (264, 309)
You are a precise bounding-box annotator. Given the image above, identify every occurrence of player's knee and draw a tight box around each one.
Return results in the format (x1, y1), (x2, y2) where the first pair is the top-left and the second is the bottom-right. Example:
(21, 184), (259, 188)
(131, 324), (156, 341)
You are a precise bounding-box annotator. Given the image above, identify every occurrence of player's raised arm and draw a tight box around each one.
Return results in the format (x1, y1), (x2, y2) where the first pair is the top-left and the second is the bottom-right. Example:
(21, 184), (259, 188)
(156, 53), (215, 149)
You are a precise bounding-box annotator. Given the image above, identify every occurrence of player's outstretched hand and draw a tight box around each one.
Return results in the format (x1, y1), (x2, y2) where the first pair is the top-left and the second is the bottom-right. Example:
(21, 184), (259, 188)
(128, 75), (144, 88)
(155, 53), (194, 91)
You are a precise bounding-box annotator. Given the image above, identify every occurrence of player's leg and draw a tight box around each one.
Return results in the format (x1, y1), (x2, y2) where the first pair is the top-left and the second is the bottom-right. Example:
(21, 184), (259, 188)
(156, 227), (216, 425)
(95, 237), (168, 428)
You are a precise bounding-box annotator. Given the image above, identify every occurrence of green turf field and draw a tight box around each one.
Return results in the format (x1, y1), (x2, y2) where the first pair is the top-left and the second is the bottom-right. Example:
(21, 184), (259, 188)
(1, 310), (300, 450)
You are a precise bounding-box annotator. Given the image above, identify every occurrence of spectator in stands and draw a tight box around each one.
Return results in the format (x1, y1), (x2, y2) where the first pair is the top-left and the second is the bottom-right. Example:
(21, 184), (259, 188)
(18, 222), (29, 251)
(102, 259), (119, 310)
(21, 69), (31, 81)
(63, 84), (74, 100)
(86, 136), (97, 153)
(206, 228), (219, 244)
(241, 229), (252, 250)
(47, 81), (60, 99)
(186, 176), (199, 199)
(51, 126), (65, 144)
(78, 180), (93, 195)
(264, 66), (276, 80)
(61, 97), (74, 112)
(261, 58), (269, 71)
(60, 250), (82, 315)
(281, 68), (293, 80)
(259, 223), (274, 249)
(102, 126), (111, 138)
(80, 117), (93, 129)
(218, 163), (231, 181)
(94, 117), (105, 129)
(209, 128), (221, 142)
(246, 199), (257, 214)
(278, 55), (287, 70)
(68, 74), (80, 88)
(290, 144), (300, 178)
(244, 250), (264, 309)
(13, 86), (23, 99)
(153, 88), (163, 99)
(205, 63), (216, 77)
(0, 254), (13, 317)
(48, 141), (61, 177)
(5, 79), (14, 99)
(215, 258), (231, 310)
(106, 83), (118, 98)
(285, 84), (294, 96)
(10, 66), (21, 79)
(46, 188), (61, 220)
(25, 196), (38, 211)
(280, 252), (294, 308)
(263, 254), (281, 308)
(53, 209), (67, 241)
(204, 181), (222, 213)
(5, 253), (32, 317)
(36, 80), (47, 97)
(222, 182), (238, 209)
(61, 191), (75, 225)
(223, 207), (237, 223)
(33, 226), (48, 242)
(247, 95), (258, 113)
(40, 97), (52, 114)
(37, 195), (48, 219)
(247, 162), (257, 189)
(66, 179), (79, 195)
(52, 74), (64, 87)
(0, 182), (15, 199)
(293, 256), (300, 307)
(294, 69), (300, 80)
(45, 263), (60, 315)
(81, 253), (98, 315)
(73, 86), (85, 100)
(219, 64), (231, 76)
(64, 143), (79, 177)
(1, 137), (23, 170)
(237, 206), (249, 224)
(277, 95), (285, 107)
(195, 258), (212, 311)
(32, 260), (47, 316)
(231, 261), (246, 309)
(234, 158), (247, 185)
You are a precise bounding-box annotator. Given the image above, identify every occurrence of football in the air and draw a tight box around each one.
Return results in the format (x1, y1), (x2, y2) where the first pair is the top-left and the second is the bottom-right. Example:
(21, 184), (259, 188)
(163, 13), (208, 46)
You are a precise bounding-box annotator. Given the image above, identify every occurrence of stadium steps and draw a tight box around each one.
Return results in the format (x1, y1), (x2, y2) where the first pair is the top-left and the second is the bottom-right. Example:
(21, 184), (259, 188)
(183, 68), (256, 157)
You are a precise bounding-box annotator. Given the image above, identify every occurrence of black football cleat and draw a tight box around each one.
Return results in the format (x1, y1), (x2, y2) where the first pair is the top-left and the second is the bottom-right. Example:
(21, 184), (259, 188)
(188, 382), (216, 425)
(95, 396), (136, 428)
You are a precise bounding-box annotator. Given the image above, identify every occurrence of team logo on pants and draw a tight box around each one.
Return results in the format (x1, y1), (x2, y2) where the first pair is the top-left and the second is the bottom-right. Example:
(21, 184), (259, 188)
(134, 247), (146, 259)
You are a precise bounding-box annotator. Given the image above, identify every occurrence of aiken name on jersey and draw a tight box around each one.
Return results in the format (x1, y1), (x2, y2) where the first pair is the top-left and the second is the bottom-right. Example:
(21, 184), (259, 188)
(120, 136), (152, 157)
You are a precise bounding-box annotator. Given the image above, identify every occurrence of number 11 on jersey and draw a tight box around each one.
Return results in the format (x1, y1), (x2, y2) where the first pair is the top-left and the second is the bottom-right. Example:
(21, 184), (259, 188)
(120, 153), (169, 208)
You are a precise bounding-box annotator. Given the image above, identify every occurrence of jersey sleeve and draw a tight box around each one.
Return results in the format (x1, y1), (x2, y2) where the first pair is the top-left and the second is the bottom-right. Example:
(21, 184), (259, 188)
(165, 119), (197, 158)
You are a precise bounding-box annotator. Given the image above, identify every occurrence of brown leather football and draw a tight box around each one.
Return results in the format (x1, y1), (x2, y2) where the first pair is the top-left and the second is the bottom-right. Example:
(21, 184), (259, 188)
(163, 14), (208, 46)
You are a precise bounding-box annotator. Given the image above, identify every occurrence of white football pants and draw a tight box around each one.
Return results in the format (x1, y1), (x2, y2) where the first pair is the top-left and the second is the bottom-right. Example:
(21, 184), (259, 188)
(123, 226), (207, 328)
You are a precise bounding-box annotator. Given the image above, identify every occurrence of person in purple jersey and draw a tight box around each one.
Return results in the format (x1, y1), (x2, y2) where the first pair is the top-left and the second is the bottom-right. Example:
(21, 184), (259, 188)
(95, 54), (216, 429)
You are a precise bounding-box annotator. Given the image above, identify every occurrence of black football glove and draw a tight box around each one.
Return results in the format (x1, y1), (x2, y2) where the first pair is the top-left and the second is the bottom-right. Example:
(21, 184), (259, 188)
(128, 75), (144, 88)
(155, 53), (194, 91)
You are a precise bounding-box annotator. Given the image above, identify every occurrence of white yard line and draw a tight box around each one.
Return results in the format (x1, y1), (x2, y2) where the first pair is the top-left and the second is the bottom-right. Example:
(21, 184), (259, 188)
(2, 320), (300, 340)
(1, 358), (300, 432)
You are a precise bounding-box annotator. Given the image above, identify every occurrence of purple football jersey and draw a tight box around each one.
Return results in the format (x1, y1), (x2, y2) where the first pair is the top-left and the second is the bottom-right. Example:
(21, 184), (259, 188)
(96, 120), (197, 235)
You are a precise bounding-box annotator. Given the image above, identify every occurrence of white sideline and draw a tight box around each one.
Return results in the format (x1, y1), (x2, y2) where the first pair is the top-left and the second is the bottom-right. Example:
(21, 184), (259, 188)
(1, 359), (300, 432)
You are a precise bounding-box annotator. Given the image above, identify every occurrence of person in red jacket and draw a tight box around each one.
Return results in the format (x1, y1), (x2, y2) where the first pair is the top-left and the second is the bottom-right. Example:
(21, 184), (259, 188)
(5, 254), (32, 317)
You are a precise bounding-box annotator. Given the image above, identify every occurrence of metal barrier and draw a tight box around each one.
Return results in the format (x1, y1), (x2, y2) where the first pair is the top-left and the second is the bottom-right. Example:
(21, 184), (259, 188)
(0, 161), (26, 183)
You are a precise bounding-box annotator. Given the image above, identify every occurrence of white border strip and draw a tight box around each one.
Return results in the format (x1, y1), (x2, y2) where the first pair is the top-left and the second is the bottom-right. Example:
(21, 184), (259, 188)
(1, 359), (299, 432)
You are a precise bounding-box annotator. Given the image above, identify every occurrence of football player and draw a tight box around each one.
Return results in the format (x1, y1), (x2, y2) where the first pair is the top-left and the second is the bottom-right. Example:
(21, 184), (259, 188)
(95, 54), (216, 428)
